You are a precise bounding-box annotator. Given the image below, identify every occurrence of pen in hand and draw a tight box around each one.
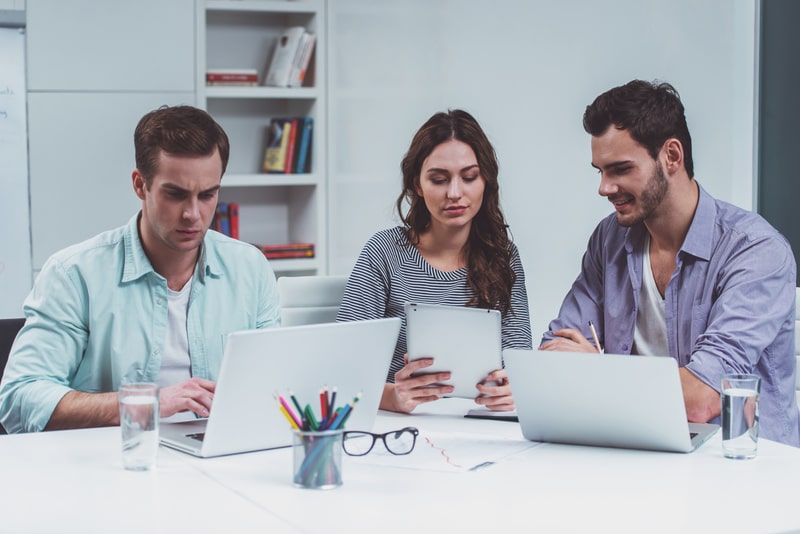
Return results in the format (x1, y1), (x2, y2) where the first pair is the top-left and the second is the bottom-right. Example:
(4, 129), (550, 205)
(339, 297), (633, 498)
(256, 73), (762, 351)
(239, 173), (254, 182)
(588, 321), (602, 353)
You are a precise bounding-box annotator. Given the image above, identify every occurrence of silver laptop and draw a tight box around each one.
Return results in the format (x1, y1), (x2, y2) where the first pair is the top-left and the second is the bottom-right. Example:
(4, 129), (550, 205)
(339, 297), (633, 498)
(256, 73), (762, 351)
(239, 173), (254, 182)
(160, 317), (401, 458)
(503, 349), (719, 453)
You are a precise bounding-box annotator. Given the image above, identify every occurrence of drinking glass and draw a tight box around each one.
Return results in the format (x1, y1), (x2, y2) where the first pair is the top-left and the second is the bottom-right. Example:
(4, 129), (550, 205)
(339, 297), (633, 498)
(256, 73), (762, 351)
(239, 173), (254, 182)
(721, 374), (760, 459)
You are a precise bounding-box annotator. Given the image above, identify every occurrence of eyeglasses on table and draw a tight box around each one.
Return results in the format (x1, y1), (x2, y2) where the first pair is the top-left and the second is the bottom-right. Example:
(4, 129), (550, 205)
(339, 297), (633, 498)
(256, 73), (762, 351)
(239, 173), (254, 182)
(341, 427), (419, 456)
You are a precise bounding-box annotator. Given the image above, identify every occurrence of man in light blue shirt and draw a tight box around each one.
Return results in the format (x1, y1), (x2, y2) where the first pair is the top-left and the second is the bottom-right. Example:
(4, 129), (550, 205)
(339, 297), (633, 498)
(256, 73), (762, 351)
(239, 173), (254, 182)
(0, 105), (280, 433)
(541, 80), (799, 447)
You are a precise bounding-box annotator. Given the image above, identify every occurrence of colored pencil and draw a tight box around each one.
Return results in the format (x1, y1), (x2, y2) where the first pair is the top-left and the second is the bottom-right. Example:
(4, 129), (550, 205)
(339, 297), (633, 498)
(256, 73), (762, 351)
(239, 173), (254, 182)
(588, 321), (602, 353)
(276, 398), (300, 430)
(276, 392), (303, 428)
(320, 386), (328, 420)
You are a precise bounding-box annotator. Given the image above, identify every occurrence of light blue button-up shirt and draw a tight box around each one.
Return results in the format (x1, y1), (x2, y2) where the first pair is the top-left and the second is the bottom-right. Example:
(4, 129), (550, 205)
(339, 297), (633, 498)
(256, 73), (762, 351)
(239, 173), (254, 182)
(0, 213), (280, 433)
(542, 185), (800, 447)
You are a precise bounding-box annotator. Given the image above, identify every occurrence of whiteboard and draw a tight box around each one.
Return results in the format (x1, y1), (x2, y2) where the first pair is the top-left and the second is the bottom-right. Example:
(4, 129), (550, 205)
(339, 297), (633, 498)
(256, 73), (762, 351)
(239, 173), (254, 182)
(0, 27), (31, 319)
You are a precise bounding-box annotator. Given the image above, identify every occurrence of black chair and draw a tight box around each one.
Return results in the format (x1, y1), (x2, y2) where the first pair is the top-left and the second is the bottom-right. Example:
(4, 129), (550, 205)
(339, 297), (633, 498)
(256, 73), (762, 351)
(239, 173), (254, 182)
(0, 318), (25, 435)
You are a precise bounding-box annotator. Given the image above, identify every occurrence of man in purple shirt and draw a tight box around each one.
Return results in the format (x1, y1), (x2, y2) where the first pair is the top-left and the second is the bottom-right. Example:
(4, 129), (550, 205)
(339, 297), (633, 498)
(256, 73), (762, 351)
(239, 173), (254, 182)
(541, 80), (799, 447)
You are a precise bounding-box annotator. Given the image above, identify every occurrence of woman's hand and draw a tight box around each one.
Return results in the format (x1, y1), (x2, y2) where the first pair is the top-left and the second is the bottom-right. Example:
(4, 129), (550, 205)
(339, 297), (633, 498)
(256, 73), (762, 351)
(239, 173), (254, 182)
(380, 355), (454, 413)
(474, 368), (514, 411)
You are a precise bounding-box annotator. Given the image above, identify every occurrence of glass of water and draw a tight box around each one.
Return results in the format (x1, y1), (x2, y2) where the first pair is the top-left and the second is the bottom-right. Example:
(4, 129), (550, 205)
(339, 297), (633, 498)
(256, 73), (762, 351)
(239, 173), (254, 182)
(720, 374), (760, 460)
(119, 383), (159, 471)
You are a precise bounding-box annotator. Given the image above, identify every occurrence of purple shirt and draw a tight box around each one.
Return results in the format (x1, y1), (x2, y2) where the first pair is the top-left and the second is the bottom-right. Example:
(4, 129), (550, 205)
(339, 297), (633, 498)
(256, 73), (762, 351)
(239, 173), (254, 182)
(543, 185), (799, 447)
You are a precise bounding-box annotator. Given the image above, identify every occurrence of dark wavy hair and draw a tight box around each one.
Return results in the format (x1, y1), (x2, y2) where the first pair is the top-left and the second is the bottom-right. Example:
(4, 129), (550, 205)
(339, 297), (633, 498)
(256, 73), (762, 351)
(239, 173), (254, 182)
(134, 105), (230, 187)
(396, 109), (516, 316)
(583, 80), (694, 178)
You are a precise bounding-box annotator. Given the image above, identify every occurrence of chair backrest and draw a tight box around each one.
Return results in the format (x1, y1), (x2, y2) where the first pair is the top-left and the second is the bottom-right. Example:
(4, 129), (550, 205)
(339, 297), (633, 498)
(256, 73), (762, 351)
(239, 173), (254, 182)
(277, 275), (349, 327)
(0, 317), (25, 435)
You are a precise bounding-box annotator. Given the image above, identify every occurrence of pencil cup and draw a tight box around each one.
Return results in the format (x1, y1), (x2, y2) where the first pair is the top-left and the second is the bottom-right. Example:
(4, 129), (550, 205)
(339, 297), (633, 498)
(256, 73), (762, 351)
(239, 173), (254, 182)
(292, 429), (344, 489)
(119, 382), (159, 471)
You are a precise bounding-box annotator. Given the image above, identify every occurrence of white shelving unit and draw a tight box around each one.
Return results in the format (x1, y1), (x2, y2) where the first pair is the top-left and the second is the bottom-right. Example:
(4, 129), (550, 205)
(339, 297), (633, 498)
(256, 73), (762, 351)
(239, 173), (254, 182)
(196, 0), (327, 275)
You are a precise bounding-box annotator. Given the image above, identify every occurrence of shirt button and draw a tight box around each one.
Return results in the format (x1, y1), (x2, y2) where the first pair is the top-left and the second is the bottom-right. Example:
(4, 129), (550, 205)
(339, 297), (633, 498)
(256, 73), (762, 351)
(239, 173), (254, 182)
(622, 344), (629, 351)
(153, 349), (160, 356)
(156, 298), (164, 306)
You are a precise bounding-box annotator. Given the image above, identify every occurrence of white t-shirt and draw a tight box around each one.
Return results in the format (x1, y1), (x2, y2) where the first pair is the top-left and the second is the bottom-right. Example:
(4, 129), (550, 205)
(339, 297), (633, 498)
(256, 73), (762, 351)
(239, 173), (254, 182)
(158, 277), (192, 388)
(632, 235), (670, 357)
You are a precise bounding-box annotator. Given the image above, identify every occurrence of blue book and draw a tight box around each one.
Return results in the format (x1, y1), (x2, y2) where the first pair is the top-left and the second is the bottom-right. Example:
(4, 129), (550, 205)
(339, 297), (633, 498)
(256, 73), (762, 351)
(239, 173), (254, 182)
(294, 117), (314, 174)
(215, 203), (230, 236)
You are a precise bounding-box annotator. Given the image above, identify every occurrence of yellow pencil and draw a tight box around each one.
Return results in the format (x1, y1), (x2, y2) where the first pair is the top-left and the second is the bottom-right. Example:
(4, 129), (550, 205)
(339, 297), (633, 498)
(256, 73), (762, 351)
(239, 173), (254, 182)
(276, 396), (301, 430)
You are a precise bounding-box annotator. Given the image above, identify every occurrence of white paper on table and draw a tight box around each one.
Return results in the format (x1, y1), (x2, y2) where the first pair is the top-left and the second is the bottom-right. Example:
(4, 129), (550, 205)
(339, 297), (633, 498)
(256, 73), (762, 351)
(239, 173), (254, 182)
(347, 430), (541, 472)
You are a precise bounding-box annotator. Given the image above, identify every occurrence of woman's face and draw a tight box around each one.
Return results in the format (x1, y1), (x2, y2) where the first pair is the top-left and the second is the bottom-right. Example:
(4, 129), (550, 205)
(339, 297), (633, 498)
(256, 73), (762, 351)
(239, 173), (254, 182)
(416, 139), (485, 232)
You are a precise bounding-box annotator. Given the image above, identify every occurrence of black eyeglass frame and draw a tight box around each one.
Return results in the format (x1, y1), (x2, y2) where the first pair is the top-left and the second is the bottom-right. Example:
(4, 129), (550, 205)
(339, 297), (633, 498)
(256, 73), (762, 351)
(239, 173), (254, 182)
(341, 426), (419, 457)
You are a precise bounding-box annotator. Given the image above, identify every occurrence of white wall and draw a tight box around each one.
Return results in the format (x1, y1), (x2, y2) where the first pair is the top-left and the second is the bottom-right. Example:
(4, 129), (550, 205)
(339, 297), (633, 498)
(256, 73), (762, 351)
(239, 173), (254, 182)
(327, 0), (757, 341)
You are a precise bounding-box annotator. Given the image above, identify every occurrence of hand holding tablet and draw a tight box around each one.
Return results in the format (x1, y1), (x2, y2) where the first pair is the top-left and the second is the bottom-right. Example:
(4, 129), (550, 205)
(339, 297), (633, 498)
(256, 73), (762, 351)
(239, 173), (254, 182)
(404, 303), (503, 399)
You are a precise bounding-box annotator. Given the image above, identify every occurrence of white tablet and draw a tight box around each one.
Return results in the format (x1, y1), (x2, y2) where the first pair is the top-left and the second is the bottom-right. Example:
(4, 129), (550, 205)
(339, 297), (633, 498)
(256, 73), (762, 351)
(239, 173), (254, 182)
(405, 302), (503, 399)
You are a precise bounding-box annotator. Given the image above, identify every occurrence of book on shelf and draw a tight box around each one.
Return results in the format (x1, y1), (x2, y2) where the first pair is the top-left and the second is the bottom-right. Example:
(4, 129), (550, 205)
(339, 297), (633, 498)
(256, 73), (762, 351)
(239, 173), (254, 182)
(206, 68), (258, 86)
(228, 203), (240, 240)
(264, 26), (306, 87)
(257, 243), (315, 260)
(293, 117), (313, 174)
(211, 202), (239, 239)
(283, 118), (299, 173)
(261, 116), (313, 174)
(214, 203), (230, 236)
(262, 118), (293, 173)
(288, 32), (316, 87)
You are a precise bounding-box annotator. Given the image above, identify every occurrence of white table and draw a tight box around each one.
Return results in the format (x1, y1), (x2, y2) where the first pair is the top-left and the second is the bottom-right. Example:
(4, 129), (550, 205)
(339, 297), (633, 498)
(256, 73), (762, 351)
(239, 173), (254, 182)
(1, 398), (798, 534)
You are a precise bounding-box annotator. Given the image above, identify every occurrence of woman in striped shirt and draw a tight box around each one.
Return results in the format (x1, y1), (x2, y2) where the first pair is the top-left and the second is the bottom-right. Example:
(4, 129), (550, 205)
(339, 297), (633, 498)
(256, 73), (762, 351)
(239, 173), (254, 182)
(337, 109), (532, 413)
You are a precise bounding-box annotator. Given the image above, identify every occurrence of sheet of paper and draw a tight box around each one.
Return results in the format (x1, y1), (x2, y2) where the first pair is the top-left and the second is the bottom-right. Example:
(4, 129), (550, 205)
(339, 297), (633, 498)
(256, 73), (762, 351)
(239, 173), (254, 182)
(347, 430), (540, 472)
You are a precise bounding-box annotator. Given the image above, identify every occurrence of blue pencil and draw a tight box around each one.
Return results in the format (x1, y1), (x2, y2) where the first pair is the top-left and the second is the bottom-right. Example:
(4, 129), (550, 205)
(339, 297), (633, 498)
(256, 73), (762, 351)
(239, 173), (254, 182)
(329, 392), (361, 430)
(328, 386), (337, 418)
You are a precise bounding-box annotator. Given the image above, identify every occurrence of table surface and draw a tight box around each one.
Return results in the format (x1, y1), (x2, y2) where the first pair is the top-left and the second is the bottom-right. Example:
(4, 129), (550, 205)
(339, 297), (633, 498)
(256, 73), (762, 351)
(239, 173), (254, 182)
(1, 398), (798, 534)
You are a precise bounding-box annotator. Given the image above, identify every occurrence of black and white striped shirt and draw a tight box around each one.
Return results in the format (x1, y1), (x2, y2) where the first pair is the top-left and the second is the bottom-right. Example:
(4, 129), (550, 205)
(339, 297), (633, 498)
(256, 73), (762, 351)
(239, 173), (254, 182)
(337, 226), (532, 382)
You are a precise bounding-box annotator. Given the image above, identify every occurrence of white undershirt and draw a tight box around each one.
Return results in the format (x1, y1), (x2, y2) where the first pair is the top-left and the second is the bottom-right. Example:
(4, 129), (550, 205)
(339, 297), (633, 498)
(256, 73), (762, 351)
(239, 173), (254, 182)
(632, 235), (670, 356)
(157, 277), (193, 389)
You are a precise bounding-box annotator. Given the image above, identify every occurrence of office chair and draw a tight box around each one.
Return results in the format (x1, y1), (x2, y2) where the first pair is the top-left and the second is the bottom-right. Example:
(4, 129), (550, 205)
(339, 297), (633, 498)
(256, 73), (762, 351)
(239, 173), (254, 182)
(0, 317), (25, 435)
(277, 275), (349, 327)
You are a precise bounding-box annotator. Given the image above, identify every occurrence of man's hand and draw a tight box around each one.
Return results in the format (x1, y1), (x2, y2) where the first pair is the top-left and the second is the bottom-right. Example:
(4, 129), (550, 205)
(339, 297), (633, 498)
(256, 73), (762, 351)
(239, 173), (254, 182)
(539, 328), (599, 353)
(159, 377), (216, 418)
(679, 368), (720, 423)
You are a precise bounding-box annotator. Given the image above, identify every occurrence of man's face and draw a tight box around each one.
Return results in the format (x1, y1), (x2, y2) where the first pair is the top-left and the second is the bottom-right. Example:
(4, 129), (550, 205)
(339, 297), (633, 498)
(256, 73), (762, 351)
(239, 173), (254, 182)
(133, 149), (222, 258)
(591, 127), (668, 227)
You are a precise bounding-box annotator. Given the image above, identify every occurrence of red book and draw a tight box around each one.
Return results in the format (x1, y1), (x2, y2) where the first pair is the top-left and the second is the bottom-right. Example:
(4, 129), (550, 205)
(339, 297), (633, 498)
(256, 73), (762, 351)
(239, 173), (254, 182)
(262, 249), (315, 259)
(228, 203), (240, 240)
(258, 242), (315, 259)
(283, 118), (299, 174)
(206, 69), (258, 84)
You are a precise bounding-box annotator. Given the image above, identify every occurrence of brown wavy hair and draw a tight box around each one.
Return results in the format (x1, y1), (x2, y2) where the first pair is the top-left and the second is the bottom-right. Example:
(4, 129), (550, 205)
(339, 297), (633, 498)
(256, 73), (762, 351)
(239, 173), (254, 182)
(396, 109), (516, 316)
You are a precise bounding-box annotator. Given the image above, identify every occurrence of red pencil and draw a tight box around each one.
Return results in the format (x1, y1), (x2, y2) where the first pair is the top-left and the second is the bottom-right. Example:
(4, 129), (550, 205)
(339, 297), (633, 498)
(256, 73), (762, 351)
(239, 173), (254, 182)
(320, 386), (328, 420)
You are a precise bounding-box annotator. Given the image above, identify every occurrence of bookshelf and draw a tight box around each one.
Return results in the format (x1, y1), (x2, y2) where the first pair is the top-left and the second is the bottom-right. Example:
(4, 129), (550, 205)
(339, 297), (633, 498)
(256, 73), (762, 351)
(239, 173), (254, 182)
(197, 0), (327, 275)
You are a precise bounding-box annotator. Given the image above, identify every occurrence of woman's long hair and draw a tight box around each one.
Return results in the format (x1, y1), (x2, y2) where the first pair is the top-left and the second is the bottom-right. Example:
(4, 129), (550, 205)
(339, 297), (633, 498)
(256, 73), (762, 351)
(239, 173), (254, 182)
(396, 109), (516, 316)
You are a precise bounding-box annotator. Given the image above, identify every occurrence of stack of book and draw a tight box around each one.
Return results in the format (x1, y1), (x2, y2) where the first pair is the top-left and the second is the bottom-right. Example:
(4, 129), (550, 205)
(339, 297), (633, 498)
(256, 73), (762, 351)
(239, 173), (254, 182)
(264, 26), (316, 88)
(262, 116), (313, 174)
(211, 203), (239, 239)
(258, 243), (315, 260)
(206, 68), (258, 86)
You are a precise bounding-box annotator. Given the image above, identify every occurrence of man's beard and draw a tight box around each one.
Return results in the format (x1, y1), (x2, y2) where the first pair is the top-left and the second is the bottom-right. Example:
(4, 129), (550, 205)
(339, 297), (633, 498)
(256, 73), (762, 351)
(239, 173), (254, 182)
(616, 162), (668, 227)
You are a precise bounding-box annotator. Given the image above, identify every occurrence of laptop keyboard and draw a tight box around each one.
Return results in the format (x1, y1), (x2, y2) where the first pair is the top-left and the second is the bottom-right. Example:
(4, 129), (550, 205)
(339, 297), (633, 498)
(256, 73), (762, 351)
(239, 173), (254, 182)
(187, 432), (206, 442)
